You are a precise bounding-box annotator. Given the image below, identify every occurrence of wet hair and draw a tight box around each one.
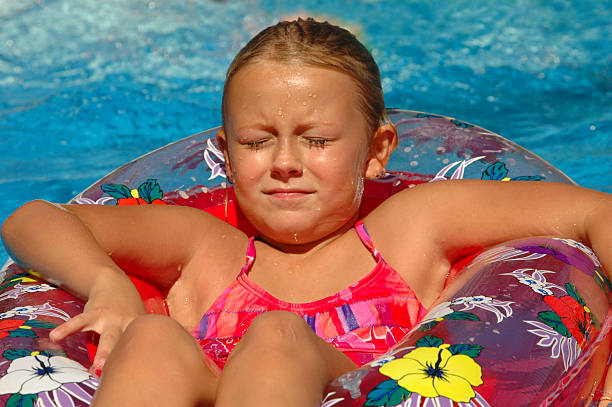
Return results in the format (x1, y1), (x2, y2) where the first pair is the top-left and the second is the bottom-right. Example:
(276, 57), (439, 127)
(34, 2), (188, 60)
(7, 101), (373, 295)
(221, 18), (386, 136)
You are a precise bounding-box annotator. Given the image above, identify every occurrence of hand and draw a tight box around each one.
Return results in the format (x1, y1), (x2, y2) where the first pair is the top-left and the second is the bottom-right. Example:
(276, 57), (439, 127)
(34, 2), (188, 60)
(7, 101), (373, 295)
(49, 272), (146, 374)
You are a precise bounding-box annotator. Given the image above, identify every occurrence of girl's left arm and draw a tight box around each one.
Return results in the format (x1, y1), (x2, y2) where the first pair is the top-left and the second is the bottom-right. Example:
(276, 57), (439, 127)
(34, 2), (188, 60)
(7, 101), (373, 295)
(369, 180), (611, 404)
(367, 180), (611, 303)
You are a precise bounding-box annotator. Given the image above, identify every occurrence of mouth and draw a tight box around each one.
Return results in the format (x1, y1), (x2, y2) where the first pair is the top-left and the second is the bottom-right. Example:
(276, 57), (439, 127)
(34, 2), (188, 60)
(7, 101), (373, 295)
(263, 189), (314, 199)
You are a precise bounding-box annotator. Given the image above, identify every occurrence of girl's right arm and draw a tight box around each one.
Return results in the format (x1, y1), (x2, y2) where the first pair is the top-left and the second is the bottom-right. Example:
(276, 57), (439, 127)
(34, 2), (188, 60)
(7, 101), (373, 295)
(0, 199), (242, 371)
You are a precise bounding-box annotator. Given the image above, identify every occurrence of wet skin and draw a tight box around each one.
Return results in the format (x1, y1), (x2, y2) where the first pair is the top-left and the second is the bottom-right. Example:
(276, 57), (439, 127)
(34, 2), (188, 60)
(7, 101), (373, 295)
(217, 61), (378, 252)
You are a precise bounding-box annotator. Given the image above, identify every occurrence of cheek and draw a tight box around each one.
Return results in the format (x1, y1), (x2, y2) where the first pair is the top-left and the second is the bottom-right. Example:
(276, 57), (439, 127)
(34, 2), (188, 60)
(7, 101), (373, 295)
(342, 145), (368, 182)
(316, 149), (366, 200)
(349, 156), (366, 206)
(345, 147), (369, 206)
(229, 150), (264, 181)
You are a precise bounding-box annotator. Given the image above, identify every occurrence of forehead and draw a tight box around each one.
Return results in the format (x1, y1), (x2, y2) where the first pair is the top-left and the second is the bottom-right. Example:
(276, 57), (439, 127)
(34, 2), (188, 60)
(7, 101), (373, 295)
(229, 59), (359, 93)
(224, 60), (365, 130)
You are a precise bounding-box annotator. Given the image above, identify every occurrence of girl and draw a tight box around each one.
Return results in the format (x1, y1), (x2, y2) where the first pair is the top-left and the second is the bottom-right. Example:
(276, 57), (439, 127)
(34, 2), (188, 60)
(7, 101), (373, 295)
(1, 18), (611, 407)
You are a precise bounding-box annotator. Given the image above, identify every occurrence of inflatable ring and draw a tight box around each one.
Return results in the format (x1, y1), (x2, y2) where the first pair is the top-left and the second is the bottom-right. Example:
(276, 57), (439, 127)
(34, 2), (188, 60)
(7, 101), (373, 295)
(0, 110), (609, 406)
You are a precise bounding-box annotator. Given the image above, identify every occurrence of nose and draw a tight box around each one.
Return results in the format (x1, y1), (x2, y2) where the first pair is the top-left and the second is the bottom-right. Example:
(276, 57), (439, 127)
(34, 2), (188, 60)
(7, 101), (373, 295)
(270, 138), (303, 181)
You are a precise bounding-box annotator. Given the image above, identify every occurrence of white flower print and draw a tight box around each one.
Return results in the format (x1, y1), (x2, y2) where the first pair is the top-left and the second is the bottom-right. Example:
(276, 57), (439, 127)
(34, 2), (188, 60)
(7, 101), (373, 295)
(367, 354), (396, 368)
(418, 302), (454, 326)
(500, 268), (565, 296)
(430, 156), (485, 181)
(0, 355), (92, 395)
(0, 284), (56, 302)
(203, 139), (226, 180)
(524, 320), (581, 372)
(395, 391), (491, 407)
(472, 246), (547, 265)
(71, 196), (114, 205)
(552, 238), (602, 267)
(0, 303), (71, 321)
(451, 295), (514, 323)
(321, 391), (345, 407)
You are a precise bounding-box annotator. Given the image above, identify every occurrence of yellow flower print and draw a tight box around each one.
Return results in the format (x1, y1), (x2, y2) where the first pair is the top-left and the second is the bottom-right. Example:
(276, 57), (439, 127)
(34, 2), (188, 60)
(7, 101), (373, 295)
(379, 344), (483, 402)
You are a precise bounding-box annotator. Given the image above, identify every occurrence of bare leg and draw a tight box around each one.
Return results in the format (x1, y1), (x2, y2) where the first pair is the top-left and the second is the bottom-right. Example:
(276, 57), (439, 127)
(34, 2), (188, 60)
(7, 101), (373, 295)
(92, 314), (219, 407)
(215, 311), (357, 407)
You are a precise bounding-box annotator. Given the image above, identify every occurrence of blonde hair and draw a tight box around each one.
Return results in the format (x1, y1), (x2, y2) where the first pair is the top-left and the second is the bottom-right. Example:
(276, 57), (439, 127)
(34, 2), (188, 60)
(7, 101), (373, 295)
(221, 18), (386, 136)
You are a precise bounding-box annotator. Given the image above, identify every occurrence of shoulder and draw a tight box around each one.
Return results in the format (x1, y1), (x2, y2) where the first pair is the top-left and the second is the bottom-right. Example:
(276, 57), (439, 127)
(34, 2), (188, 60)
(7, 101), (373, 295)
(360, 180), (493, 305)
(359, 184), (449, 306)
(168, 205), (251, 277)
(360, 179), (608, 306)
(156, 205), (251, 323)
(67, 202), (250, 288)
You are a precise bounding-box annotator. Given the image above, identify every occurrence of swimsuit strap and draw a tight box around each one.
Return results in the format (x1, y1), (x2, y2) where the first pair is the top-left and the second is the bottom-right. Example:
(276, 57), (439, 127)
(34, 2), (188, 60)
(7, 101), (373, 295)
(239, 237), (257, 277)
(241, 222), (381, 276)
(354, 220), (383, 262)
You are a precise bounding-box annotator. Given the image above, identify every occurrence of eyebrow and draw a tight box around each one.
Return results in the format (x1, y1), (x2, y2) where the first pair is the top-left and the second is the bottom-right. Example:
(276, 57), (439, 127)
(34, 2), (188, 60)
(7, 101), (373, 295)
(235, 124), (277, 136)
(235, 122), (337, 136)
(294, 124), (315, 135)
(295, 122), (339, 134)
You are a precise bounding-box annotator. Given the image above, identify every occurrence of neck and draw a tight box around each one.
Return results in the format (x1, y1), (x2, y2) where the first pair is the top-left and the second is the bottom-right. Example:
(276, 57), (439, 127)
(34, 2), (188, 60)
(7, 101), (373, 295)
(256, 213), (359, 256)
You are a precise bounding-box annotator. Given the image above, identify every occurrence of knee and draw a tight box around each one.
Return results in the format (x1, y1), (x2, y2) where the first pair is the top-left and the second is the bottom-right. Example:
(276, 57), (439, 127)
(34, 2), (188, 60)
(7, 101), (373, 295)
(242, 311), (312, 349)
(229, 311), (338, 376)
(224, 312), (348, 388)
(109, 314), (205, 371)
(116, 314), (201, 365)
(232, 311), (323, 365)
(100, 315), (218, 405)
(121, 314), (182, 348)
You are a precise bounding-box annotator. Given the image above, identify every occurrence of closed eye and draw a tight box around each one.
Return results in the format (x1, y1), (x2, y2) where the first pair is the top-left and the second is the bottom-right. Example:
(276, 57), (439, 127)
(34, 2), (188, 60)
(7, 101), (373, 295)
(305, 138), (329, 148)
(246, 139), (267, 150)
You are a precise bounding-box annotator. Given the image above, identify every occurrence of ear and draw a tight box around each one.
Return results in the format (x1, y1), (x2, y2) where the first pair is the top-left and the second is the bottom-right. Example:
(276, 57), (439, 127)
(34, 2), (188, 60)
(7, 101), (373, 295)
(364, 123), (398, 179)
(216, 128), (233, 182)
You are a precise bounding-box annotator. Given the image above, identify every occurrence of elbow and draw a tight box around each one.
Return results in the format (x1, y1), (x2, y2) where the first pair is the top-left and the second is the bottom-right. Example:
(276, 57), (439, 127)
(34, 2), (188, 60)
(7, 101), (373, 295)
(2, 199), (56, 246)
(584, 195), (612, 239)
(581, 194), (612, 266)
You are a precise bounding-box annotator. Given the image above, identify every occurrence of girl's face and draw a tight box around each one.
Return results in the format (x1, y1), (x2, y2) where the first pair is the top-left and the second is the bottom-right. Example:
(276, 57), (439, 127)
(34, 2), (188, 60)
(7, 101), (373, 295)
(218, 60), (377, 247)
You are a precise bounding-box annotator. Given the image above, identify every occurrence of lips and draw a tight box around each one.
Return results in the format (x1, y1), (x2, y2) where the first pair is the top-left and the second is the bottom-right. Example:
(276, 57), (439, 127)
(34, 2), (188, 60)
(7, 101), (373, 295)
(263, 188), (314, 199)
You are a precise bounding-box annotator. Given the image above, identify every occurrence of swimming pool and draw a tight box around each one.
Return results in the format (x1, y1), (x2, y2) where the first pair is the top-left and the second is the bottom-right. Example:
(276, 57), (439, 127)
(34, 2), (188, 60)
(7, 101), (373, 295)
(1, 0), (611, 262)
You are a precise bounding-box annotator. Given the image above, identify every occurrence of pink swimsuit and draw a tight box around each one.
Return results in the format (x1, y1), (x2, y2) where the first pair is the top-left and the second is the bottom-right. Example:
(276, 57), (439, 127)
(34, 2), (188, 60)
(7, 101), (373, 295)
(192, 221), (427, 369)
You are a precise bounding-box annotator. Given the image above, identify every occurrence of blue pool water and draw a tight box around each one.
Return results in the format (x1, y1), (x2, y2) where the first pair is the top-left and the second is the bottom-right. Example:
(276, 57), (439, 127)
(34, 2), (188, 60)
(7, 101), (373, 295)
(1, 0), (611, 262)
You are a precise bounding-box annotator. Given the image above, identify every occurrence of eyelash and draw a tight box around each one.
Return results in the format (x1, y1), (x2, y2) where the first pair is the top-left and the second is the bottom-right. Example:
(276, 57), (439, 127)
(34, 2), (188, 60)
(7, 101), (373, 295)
(245, 138), (329, 150)
(246, 140), (266, 150)
(306, 138), (328, 148)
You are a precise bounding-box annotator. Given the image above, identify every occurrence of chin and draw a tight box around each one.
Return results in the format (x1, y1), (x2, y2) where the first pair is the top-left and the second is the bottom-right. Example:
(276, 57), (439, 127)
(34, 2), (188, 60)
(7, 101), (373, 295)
(263, 214), (351, 244)
(262, 222), (316, 242)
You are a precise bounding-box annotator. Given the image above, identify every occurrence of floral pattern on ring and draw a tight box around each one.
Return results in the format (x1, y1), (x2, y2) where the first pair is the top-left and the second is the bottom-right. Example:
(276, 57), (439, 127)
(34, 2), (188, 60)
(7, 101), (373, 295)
(101, 179), (167, 205)
(0, 349), (98, 407)
(366, 335), (487, 406)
